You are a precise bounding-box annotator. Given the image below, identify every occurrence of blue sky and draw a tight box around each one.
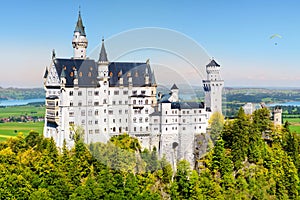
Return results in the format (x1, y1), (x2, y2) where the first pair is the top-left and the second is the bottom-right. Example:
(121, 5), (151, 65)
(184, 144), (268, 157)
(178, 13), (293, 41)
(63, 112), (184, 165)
(1, 0), (299, 87)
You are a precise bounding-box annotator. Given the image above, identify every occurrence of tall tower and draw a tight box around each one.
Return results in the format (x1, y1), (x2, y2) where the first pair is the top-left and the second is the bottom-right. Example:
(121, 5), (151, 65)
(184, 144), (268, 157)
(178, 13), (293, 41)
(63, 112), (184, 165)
(97, 38), (109, 79)
(72, 11), (88, 59)
(203, 59), (224, 114)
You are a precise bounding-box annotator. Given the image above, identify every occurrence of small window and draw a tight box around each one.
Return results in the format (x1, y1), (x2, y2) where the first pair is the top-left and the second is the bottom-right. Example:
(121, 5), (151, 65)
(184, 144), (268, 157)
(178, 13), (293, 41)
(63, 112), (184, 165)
(114, 91), (119, 95)
(69, 91), (73, 96)
(123, 91), (128, 95)
(88, 91), (92, 96)
(81, 110), (85, 116)
(95, 110), (99, 116)
(95, 129), (100, 134)
(78, 91), (82, 96)
(140, 127), (142, 131)
(78, 101), (82, 106)
(134, 127), (137, 132)
(94, 91), (99, 96)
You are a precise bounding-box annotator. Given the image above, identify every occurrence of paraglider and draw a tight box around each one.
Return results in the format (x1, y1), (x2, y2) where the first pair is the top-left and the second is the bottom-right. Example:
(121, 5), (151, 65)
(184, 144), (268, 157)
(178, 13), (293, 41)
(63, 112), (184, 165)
(270, 34), (282, 45)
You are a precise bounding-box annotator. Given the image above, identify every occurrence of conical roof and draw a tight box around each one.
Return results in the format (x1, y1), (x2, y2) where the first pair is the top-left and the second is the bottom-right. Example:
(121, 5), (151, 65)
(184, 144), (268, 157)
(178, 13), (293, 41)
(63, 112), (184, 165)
(74, 11), (86, 36)
(98, 38), (108, 62)
(171, 83), (178, 90)
(206, 59), (220, 67)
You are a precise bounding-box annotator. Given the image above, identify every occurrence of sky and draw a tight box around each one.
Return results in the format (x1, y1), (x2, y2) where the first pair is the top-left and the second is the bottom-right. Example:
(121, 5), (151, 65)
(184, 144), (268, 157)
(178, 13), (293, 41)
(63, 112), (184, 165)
(0, 0), (300, 88)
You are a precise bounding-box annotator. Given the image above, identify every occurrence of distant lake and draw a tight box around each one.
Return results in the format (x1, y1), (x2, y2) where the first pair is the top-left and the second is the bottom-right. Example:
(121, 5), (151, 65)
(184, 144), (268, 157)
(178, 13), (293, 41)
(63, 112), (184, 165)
(0, 98), (45, 107)
(268, 101), (300, 107)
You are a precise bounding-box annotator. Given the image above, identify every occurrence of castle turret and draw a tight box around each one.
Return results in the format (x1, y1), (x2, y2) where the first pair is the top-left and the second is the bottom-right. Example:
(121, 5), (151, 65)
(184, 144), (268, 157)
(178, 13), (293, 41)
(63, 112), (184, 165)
(72, 11), (88, 59)
(97, 38), (109, 80)
(170, 84), (179, 102)
(203, 59), (224, 114)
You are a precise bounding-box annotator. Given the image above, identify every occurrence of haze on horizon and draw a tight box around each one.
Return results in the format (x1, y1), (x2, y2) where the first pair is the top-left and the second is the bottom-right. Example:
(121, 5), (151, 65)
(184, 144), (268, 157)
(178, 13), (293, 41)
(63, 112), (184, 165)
(0, 0), (299, 88)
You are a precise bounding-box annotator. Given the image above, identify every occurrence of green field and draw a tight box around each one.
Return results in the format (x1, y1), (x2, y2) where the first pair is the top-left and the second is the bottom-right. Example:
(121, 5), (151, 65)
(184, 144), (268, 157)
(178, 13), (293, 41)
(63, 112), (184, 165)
(0, 121), (44, 141)
(283, 117), (300, 134)
(0, 105), (45, 118)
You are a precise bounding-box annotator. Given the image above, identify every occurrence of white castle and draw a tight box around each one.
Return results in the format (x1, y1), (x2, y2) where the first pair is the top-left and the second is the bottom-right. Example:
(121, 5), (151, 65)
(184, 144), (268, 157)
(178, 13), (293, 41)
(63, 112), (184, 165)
(43, 12), (224, 166)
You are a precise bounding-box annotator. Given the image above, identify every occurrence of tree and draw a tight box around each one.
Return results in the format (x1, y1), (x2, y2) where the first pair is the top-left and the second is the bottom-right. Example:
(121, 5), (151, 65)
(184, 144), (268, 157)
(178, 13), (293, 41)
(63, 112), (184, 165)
(208, 112), (224, 143)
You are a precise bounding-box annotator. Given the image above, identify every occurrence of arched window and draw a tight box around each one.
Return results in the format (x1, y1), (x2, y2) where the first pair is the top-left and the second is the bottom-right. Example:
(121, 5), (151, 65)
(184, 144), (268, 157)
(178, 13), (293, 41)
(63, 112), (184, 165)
(145, 99), (148, 104)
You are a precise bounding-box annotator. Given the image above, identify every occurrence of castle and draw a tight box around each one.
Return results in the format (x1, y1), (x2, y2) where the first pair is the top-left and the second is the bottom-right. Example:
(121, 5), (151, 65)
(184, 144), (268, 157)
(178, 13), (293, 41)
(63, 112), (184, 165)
(43, 12), (224, 166)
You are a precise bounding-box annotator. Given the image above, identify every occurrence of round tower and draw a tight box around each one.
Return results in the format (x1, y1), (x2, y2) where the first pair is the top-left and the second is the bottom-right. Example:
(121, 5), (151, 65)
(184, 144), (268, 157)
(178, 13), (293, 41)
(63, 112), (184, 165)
(72, 11), (88, 59)
(203, 59), (224, 114)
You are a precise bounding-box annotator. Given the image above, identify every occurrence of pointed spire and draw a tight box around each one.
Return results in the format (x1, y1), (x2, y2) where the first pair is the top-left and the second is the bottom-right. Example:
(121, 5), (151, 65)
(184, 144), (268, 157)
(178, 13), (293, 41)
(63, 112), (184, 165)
(43, 67), (48, 78)
(74, 10), (86, 36)
(60, 68), (66, 78)
(151, 69), (156, 85)
(98, 38), (108, 62)
(206, 58), (220, 67)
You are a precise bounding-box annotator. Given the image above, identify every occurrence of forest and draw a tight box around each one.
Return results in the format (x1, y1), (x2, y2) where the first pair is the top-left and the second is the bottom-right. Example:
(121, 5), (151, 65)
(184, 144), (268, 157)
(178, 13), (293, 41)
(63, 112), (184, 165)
(0, 107), (299, 199)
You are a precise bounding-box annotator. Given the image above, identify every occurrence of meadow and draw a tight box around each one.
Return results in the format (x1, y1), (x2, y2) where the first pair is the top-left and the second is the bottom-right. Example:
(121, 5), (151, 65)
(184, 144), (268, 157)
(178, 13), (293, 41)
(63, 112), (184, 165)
(0, 104), (45, 141)
(283, 117), (300, 134)
(0, 121), (44, 141)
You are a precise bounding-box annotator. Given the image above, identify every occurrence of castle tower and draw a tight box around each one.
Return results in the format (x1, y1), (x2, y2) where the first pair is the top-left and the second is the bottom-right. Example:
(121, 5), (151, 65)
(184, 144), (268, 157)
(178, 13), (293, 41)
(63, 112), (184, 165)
(72, 11), (88, 59)
(203, 59), (224, 114)
(97, 38), (109, 80)
(273, 106), (282, 126)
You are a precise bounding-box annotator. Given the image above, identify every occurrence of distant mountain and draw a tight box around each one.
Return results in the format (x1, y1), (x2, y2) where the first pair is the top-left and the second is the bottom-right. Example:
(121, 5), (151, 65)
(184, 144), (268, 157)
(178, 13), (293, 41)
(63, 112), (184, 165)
(0, 87), (45, 100)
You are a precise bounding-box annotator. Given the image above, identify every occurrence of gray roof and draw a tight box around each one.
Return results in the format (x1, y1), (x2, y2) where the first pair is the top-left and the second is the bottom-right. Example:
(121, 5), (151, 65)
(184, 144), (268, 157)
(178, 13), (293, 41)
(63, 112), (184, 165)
(108, 62), (156, 87)
(54, 58), (98, 87)
(53, 58), (155, 88)
(74, 11), (86, 36)
(171, 84), (178, 90)
(149, 111), (161, 116)
(206, 59), (220, 67)
(98, 39), (108, 62)
(171, 102), (205, 109)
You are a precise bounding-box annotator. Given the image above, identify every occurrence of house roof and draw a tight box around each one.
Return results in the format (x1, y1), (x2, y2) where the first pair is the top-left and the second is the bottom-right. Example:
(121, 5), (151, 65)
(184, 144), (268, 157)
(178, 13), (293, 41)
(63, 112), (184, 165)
(206, 59), (220, 67)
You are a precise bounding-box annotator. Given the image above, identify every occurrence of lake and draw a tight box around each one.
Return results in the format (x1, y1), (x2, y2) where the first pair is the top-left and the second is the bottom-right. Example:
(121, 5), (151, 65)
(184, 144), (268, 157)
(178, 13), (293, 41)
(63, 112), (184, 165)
(268, 101), (300, 107)
(0, 98), (45, 107)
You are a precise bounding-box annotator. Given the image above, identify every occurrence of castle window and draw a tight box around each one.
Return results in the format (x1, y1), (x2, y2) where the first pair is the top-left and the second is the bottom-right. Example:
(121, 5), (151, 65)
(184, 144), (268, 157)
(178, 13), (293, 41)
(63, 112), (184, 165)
(123, 90), (128, 95)
(199, 110), (201, 113)
(194, 110), (196, 114)
(88, 100), (92, 106)
(69, 112), (74, 117)
(95, 110), (99, 115)
(141, 90), (146, 94)
(103, 99), (107, 104)
(194, 118), (197, 122)
(140, 127), (142, 131)
(119, 110), (122, 114)
(78, 91), (82, 96)
(81, 120), (85, 125)
(104, 118), (106, 122)
(94, 101), (99, 106)
(133, 100), (136, 104)
(69, 121), (74, 126)
(166, 128), (168, 131)
(95, 129), (100, 134)
(146, 127), (149, 131)
(94, 91), (99, 95)
(133, 117), (137, 123)
(125, 110), (128, 114)
(134, 127), (136, 132)
(119, 119), (121, 123)
(69, 91), (73, 96)
(183, 111), (185, 114)
(145, 109), (148, 114)
(109, 110), (113, 115)
(154, 119), (158, 123)
(89, 130), (93, 134)
(70, 102), (73, 106)
(113, 119), (115, 123)
(78, 101), (82, 106)
(199, 118), (201, 122)
(199, 126), (201, 129)
(145, 118), (149, 122)
(183, 127), (186, 130)
(126, 127), (128, 131)
(112, 101), (116, 105)
(88, 91), (92, 96)
(81, 110), (85, 116)
(95, 120), (98, 125)
(104, 128), (107, 132)
(133, 90), (137, 95)
(114, 90), (119, 95)
(88, 120), (92, 125)
(195, 126), (197, 130)
(139, 118), (143, 123)
(183, 119), (186, 123)
(165, 111), (167, 114)
(145, 99), (148, 105)
(187, 111), (189, 114)
(166, 119), (168, 123)
(104, 109), (106, 113)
